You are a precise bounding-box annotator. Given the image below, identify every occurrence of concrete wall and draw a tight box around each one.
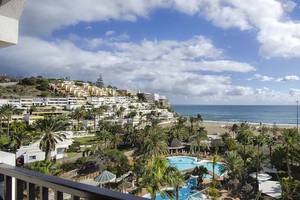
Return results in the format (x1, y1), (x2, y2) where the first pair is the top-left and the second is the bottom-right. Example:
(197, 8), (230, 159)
(0, 0), (25, 47)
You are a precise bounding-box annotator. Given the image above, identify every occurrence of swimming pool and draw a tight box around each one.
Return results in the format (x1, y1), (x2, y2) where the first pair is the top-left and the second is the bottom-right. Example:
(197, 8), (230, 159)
(167, 156), (225, 177)
(144, 178), (208, 200)
(167, 156), (198, 171)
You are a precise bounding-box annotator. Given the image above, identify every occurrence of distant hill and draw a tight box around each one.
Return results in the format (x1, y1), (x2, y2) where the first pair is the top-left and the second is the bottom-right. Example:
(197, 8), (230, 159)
(0, 76), (57, 98)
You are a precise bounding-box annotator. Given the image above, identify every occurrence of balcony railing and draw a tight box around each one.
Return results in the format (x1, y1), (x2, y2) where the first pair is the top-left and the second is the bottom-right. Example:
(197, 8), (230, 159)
(0, 163), (146, 200)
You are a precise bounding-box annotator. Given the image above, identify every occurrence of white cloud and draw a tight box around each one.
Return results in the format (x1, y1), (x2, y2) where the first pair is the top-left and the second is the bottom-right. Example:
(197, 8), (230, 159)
(20, 0), (300, 58)
(249, 74), (274, 82)
(0, 35), (256, 102)
(276, 75), (300, 82)
(289, 88), (300, 96)
(249, 74), (300, 82)
(105, 30), (116, 36)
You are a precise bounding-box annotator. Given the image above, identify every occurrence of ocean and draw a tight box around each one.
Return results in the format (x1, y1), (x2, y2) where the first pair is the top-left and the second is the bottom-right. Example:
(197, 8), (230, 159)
(172, 105), (299, 125)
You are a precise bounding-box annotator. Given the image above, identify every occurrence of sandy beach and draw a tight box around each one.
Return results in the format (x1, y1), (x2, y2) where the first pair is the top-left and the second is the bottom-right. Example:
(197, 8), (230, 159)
(201, 120), (297, 135)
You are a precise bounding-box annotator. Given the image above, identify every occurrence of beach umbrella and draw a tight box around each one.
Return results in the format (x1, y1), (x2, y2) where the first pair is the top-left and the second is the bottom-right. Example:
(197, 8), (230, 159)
(249, 172), (272, 181)
(95, 170), (116, 187)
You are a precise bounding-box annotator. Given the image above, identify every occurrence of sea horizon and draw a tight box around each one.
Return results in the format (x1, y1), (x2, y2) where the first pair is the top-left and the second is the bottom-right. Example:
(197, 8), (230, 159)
(172, 105), (299, 125)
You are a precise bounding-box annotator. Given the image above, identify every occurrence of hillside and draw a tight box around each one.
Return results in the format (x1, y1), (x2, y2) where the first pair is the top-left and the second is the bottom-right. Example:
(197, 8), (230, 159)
(0, 76), (57, 98)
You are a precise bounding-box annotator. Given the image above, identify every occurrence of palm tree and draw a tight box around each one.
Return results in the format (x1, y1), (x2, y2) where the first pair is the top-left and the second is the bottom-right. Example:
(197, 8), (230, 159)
(196, 113), (203, 123)
(282, 128), (300, 180)
(140, 157), (180, 200)
(0, 106), (5, 132)
(108, 123), (122, 148)
(236, 129), (254, 167)
(88, 107), (98, 131)
(10, 121), (30, 151)
(190, 127), (208, 153)
(168, 121), (188, 142)
(230, 124), (239, 138)
(36, 116), (68, 161)
(191, 166), (209, 187)
(189, 117), (196, 134)
(1, 104), (17, 136)
(70, 107), (86, 131)
(224, 151), (243, 181)
(265, 134), (275, 160)
(211, 154), (221, 184)
(26, 161), (61, 175)
(142, 127), (168, 158)
(168, 167), (185, 200)
(253, 134), (266, 181)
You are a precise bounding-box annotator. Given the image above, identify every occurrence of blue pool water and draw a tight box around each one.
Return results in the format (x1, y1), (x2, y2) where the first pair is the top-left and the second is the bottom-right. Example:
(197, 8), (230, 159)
(167, 156), (197, 171)
(147, 178), (207, 200)
(167, 156), (225, 177)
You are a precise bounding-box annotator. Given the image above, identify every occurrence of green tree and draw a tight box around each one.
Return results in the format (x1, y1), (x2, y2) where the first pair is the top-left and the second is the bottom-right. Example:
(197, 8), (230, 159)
(281, 177), (300, 200)
(211, 154), (221, 184)
(36, 116), (68, 161)
(141, 126), (168, 158)
(168, 167), (185, 200)
(26, 161), (61, 175)
(282, 128), (300, 180)
(191, 166), (209, 187)
(10, 121), (30, 151)
(190, 127), (208, 153)
(1, 104), (17, 136)
(70, 107), (86, 131)
(140, 157), (180, 200)
(253, 134), (267, 181)
(236, 129), (254, 167)
(224, 151), (243, 181)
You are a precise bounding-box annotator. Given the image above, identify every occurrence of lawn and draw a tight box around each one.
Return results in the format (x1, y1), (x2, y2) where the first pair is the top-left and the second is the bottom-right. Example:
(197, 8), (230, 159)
(73, 136), (98, 145)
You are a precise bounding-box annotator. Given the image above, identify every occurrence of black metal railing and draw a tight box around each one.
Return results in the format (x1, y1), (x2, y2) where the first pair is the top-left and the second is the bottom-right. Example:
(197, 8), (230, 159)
(0, 164), (146, 200)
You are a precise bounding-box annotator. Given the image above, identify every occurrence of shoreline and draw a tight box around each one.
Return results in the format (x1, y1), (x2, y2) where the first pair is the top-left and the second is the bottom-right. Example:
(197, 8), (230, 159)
(199, 120), (297, 135)
(202, 120), (297, 127)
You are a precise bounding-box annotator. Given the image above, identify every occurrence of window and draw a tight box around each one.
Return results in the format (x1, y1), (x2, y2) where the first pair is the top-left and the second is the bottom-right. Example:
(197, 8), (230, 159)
(29, 155), (36, 160)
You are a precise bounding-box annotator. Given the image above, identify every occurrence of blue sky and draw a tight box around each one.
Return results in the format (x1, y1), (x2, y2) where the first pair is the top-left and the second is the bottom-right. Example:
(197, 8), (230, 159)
(1, 0), (300, 104)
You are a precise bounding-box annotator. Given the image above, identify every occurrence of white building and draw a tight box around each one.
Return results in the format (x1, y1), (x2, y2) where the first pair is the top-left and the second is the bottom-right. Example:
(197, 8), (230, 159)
(0, 0), (26, 47)
(16, 138), (73, 163)
(45, 97), (68, 107)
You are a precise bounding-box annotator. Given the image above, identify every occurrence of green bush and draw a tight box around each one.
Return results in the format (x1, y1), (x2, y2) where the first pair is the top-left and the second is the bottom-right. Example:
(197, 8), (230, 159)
(60, 162), (77, 172)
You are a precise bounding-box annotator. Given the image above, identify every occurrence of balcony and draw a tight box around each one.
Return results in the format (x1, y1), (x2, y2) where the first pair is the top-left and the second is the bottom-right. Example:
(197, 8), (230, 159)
(0, 163), (146, 200)
(0, 0), (25, 47)
(0, 150), (145, 200)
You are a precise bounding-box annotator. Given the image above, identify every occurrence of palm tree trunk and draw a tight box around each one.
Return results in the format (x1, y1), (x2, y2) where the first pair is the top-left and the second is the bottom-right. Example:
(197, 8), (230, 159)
(151, 191), (156, 200)
(176, 186), (179, 200)
(45, 150), (50, 161)
(94, 116), (96, 131)
(256, 145), (259, 183)
(0, 117), (2, 131)
(287, 146), (291, 180)
(77, 119), (80, 131)
(7, 117), (10, 136)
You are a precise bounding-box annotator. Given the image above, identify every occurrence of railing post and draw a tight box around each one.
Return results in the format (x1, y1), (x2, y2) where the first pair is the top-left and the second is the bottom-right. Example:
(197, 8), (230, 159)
(15, 179), (24, 200)
(39, 187), (48, 200)
(4, 175), (12, 200)
(27, 182), (35, 200)
(55, 191), (63, 200)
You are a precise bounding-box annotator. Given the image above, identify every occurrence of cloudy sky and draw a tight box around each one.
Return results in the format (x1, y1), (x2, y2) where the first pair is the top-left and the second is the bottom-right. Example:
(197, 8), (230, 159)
(2, 0), (300, 105)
